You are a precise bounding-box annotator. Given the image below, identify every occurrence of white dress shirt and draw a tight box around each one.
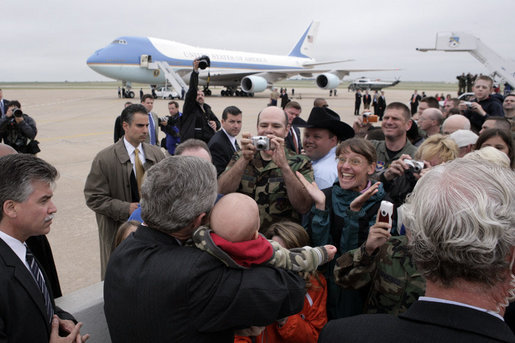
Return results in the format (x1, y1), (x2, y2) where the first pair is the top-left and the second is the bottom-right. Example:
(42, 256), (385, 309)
(124, 137), (145, 175)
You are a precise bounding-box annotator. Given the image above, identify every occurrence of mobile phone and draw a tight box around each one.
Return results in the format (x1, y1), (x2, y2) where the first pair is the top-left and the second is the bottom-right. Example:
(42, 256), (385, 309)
(377, 200), (394, 228)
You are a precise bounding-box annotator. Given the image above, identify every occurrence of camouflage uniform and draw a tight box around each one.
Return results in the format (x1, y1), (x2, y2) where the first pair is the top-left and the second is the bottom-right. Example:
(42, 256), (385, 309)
(192, 226), (329, 272)
(225, 148), (314, 230)
(333, 235), (425, 315)
(369, 139), (417, 178)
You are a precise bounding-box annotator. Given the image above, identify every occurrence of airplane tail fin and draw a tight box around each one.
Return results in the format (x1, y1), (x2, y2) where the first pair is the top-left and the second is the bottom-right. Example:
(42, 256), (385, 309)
(288, 21), (319, 58)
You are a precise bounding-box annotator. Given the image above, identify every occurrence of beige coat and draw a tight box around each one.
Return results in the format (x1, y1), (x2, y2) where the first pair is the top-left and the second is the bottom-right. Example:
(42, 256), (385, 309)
(84, 139), (165, 278)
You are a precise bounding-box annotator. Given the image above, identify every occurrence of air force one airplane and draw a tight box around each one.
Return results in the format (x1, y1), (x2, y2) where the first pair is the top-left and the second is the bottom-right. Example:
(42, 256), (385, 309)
(87, 22), (393, 97)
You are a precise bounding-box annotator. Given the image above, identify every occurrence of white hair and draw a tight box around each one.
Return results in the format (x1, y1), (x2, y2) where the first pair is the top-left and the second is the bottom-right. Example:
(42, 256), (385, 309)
(140, 156), (217, 234)
(464, 146), (510, 169)
(401, 158), (515, 286)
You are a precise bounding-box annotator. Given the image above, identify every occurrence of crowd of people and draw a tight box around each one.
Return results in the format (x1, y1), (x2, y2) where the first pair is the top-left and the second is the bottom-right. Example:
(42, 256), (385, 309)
(1, 60), (515, 343)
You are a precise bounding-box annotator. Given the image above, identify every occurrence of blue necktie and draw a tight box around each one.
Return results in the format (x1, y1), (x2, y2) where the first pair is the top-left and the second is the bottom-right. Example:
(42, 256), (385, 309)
(148, 113), (156, 145)
(26, 247), (54, 323)
(0, 101), (4, 116)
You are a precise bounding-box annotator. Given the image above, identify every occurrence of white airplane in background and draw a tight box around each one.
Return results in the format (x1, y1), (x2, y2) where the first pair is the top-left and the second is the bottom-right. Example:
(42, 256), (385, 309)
(86, 22), (394, 97)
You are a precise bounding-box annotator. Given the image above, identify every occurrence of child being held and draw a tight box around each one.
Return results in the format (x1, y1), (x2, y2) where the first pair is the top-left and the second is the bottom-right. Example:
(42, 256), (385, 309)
(193, 193), (336, 271)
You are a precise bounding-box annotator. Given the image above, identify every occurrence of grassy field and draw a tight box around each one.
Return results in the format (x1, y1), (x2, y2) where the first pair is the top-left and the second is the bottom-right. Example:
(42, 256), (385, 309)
(0, 79), (459, 93)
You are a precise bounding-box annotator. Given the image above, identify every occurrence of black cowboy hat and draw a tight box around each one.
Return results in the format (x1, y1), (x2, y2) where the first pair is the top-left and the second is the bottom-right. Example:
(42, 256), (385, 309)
(292, 107), (355, 140)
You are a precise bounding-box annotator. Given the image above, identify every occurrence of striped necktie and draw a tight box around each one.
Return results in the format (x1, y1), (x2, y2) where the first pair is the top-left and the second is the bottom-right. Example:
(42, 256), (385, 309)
(26, 246), (54, 323)
(148, 113), (156, 145)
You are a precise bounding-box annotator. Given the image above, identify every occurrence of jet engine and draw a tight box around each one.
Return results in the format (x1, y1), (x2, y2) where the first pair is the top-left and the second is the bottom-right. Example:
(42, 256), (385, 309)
(316, 73), (341, 89)
(241, 75), (268, 93)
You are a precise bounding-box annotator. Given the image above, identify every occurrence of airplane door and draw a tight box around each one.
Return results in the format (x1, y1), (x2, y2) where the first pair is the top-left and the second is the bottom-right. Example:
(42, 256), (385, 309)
(140, 55), (153, 67)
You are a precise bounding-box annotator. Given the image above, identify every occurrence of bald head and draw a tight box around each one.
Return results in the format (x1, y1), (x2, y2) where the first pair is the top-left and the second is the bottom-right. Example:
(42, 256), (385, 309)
(0, 143), (17, 157)
(257, 106), (288, 127)
(210, 193), (260, 242)
(419, 108), (443, 133)
(175, 139), (212, 162)
(179, 147), (211, 162)
(442, 115), (471, 135)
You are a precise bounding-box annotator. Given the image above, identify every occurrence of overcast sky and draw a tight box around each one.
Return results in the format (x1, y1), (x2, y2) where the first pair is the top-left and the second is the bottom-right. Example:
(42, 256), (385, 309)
(2, 0), (514, 83)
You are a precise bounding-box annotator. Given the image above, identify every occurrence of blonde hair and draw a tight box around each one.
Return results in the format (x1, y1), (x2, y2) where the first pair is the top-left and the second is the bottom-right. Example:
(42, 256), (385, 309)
(415, 134), (459, 162)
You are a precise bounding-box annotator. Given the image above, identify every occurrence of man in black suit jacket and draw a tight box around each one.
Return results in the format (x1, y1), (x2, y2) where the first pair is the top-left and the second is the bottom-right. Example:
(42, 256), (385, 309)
(208, 106), (242, 176)
(0, 154), (88, 342)
(410, 89), (422, 115)
(377, 90), (386, 120)
(104, 156), (305, 342)
(284, 101), (302, 154)
(320, 300), (515, 342)
(319, 159), (515, 343)
(0, 89), (8, 118)
(362, 90), (372, 110)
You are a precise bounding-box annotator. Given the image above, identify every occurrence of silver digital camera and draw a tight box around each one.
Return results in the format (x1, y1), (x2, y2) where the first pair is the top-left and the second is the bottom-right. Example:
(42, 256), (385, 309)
(251, 136), (271, 150)
(404, 159), (424, 173)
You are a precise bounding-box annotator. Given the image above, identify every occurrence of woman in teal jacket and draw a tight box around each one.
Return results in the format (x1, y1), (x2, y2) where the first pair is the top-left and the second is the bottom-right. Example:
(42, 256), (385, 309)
(298, 138), (392, 319)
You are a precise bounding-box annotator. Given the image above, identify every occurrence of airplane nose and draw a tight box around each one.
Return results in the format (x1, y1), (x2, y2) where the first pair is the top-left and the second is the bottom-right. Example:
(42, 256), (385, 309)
(87, 49), (104, 65)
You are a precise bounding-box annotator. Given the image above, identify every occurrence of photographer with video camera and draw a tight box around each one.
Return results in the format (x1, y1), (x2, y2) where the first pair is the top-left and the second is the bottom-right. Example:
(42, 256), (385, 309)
(160, 101), (182, 155)
(0, 100), (39, 154)
(179, 56), (221, 143)
(218, 106), (314, 230)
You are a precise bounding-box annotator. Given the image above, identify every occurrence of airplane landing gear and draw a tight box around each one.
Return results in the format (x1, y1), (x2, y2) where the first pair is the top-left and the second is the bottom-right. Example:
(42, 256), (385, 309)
(203, 87), (212, 96)
(220, 88), (253, 97)
(121, 81), (135, 98)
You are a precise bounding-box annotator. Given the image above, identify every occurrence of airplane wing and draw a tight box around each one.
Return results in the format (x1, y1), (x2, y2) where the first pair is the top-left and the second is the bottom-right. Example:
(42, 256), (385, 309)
(199, 68), (399, 84)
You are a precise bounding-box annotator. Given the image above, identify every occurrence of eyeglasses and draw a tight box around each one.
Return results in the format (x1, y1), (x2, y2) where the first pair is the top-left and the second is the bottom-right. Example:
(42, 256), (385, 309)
(337, 156), (363, 166)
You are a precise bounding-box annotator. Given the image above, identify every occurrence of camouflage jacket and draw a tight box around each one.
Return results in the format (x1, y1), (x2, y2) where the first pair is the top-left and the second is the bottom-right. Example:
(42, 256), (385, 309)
(369, 140), (417, 179)
(333, 235), (425, 315)
(193, 226), (329, 272)
(225, 148), (314, 230)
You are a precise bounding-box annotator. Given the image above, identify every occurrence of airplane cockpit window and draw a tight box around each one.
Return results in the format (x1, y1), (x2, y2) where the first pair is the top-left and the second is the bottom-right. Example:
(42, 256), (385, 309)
(111, 39), (128, 45)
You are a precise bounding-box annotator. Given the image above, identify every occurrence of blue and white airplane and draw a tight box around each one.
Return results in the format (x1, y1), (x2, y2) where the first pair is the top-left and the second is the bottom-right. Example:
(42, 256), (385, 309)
(87, 22), (389, 97)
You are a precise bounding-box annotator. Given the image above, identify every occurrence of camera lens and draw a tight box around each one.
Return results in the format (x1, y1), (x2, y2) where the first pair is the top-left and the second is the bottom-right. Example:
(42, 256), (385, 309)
(197, 55), (210, 70)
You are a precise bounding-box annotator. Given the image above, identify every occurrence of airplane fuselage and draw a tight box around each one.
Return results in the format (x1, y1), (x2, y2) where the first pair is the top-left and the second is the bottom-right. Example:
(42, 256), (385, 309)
(87, 36), (314, 86)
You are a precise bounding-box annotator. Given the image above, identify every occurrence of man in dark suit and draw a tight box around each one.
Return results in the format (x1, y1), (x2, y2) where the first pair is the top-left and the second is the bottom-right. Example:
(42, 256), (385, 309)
(208, 106), (242, 176)
(0, 154), (88, 342)
(362, 90), (372, 110)
(410, 89), (422, 115)
(377, 90), (386, 120)
(319, 159), (515, 342)
(0, 89), (8, 118)
(104, 156), (306, 342)
(180, 59), (221, 144)
(113, 101), (133, 143)
(140, 94), (162, 146)
(284, 101), (302, 154)
(354, 90), (362, 115)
